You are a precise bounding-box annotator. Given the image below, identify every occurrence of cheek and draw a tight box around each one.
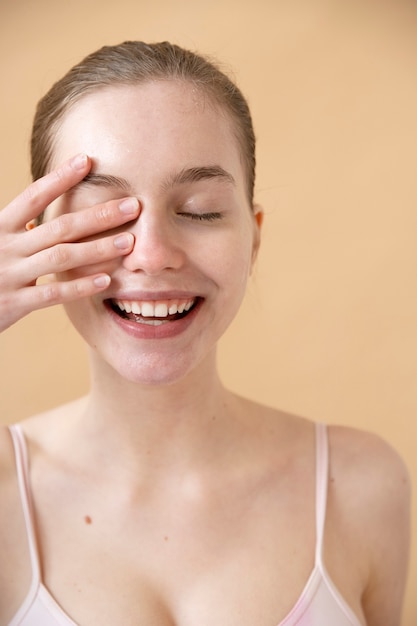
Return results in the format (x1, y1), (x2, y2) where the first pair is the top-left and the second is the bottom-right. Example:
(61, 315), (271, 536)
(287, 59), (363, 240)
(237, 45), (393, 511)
(62, 299), (91, 342)
(200, 229), (254, 288)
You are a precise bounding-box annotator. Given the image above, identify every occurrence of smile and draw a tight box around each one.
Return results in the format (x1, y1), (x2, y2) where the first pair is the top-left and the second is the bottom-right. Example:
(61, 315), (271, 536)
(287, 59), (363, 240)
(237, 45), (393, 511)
(109, 297), (198, 326)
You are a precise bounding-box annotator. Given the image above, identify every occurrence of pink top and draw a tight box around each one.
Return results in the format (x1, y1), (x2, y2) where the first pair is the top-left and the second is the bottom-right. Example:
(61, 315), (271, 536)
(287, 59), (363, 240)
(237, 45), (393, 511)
(7, 422), (362, 626)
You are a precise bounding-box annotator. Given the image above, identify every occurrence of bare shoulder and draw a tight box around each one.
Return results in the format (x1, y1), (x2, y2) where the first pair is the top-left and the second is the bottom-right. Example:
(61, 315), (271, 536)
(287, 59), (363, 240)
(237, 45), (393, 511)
(327, 424), (411, 504)
(0, 422), (21, 546)
(0, 421), (26, 531)
(327, 425), (411, 626)
(326, 424), (411, 541)
(0, 422), (34, 619)
(0, 422), (16, 479)
(0, 396), (87, 481)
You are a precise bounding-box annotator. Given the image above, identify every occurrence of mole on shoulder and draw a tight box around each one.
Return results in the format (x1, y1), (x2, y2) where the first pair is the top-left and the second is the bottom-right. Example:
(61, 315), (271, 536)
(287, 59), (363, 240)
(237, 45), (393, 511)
(84, 515), (93, 525)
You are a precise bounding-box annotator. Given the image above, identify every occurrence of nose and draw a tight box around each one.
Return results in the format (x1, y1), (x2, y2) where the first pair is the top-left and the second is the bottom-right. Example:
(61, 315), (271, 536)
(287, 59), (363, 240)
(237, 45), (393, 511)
(122, 206), (186, 275)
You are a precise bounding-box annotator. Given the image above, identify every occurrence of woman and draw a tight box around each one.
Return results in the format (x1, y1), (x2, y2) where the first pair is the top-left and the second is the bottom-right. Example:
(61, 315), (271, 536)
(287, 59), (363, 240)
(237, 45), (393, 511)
(0, 41), (410, 626)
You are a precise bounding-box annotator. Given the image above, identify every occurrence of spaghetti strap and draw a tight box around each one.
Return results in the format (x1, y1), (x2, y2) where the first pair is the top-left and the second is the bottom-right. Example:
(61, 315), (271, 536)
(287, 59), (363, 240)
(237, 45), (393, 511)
(8, 424), (41, 582)
(314, 422), (329, 564)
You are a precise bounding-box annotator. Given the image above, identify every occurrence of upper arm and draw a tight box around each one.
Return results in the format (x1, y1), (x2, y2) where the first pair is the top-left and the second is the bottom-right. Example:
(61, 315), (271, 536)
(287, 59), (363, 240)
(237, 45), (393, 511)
(0, 424), (34, 622)
(360, 436), (411, 626)
(329, 426), (411, 626)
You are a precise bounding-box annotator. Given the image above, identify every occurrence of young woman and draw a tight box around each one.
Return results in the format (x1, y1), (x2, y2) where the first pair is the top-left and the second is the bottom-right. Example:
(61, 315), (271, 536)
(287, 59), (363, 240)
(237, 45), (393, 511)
(0, 41), (410, 626)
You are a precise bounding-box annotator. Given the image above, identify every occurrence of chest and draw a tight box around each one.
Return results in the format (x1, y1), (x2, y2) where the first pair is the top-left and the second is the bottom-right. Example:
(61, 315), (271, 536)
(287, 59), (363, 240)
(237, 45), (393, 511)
(43, 529), (318, 626)
(37, 479), (321, 626)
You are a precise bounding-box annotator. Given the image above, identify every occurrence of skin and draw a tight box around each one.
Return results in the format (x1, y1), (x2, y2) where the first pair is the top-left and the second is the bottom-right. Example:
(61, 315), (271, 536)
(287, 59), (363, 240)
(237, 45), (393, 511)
(0, 152), (140, 332)
(0, 81), (411, 626)
(46, 83), (262, 388)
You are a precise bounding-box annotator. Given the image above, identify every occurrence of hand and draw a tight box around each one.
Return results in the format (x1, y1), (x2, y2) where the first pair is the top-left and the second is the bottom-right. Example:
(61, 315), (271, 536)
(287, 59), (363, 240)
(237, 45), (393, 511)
(0, 154), (140, 332)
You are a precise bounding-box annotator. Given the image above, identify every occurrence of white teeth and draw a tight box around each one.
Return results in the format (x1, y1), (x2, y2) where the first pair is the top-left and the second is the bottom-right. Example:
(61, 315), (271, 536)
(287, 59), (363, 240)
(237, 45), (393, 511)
(113, 298), (196, 319)
(139, 319), (165, 326)
(141, 302), (155, 317)
(155, 303), (168, 317)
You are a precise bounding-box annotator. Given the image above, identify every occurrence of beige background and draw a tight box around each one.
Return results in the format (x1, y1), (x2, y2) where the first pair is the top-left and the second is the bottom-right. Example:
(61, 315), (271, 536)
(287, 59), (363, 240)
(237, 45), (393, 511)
(0, 0), (416, 622)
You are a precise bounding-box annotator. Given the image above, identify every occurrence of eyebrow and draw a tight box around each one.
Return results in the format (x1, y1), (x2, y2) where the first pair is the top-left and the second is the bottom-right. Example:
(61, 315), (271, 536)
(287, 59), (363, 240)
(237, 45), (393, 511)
(71, 165), (235, 195)
(73, 173), (132, 193)
(161, 166), (235, 191)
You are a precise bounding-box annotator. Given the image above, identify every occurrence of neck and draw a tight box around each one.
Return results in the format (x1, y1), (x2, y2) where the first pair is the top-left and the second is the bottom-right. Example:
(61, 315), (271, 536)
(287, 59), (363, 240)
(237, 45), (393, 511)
(77, 350), (240, 474)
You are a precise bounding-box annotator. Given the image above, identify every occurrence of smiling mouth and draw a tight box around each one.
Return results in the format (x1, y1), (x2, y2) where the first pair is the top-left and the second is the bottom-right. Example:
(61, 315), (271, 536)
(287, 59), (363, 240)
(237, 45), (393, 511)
(108, 297), (199, 326)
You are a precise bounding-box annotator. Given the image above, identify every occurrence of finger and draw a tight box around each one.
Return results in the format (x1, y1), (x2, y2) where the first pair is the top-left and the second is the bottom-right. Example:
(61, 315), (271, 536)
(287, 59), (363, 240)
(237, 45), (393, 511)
(1, 273), (112, 331)
(0, 153), (91, 231)
(21, 196), (140, 257)
(18, 232), (135, 284)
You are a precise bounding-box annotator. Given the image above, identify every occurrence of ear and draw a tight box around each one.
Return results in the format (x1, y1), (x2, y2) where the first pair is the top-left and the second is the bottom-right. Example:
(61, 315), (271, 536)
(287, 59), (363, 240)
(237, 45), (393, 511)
(250, 203), (263, 270)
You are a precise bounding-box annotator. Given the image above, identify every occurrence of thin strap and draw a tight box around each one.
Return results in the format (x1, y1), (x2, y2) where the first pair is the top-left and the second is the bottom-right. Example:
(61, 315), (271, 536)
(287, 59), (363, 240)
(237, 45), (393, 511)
(315, 422), (329, 563)
(8, 424), (41, 581)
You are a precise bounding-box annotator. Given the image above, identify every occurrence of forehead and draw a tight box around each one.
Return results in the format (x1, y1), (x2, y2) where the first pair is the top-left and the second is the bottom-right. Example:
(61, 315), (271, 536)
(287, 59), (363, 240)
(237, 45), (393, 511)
(51, 81), (245, 190)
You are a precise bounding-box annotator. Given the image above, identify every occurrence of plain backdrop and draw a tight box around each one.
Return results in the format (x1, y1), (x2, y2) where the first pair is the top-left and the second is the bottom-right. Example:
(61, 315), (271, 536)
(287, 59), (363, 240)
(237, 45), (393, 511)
(0, 0), (416, 623)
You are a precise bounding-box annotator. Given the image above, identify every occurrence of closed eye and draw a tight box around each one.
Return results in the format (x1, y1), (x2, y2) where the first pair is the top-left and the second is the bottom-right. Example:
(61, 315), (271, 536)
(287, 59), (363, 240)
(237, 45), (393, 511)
(178, 212), (223, 222)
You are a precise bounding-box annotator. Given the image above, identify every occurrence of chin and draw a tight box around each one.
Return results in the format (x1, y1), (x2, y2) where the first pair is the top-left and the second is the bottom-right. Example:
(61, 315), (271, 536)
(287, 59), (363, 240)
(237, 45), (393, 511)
(92, 346), (208, 388)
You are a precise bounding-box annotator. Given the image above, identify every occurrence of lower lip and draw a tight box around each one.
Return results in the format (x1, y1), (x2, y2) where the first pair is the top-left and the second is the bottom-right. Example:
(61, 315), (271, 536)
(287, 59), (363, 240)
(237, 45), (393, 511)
(104, 299), (202, 340)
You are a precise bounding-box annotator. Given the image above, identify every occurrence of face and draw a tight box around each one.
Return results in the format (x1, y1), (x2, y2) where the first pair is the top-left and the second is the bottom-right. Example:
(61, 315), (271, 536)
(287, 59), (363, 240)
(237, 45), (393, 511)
(49, 81), (262, 386)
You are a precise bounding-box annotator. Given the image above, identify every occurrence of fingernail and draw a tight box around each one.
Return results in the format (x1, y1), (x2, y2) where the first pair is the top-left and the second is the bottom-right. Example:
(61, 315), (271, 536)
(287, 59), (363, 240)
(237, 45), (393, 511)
(71, 153), (89, 169)
(93, 274), (111, 288)
(114, 233), (134, 249)
(25, 219), (38, 231)
(119, 197), (139, 214)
